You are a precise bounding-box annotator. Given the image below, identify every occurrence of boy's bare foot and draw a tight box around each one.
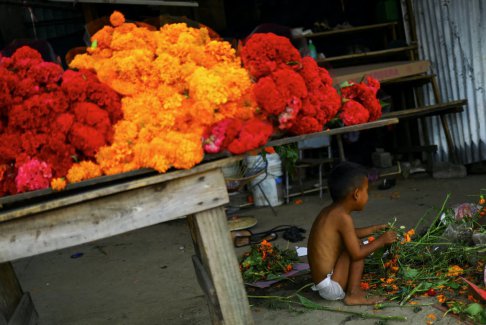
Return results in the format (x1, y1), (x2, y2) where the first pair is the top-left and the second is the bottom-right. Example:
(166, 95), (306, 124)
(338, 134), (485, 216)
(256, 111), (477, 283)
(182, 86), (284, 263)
(343, 294), (384, 306)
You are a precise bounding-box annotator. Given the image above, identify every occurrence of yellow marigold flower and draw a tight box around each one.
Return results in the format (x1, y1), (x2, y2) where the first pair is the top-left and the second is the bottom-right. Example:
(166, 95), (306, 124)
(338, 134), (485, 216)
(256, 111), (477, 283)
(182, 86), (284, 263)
(110, 11), (125, 27)
(67, 161), (102, 183)
(51, 178), (67, 191)
(437, 295), (446, 303)
(91, 26), (114, 50)
(69, 11), (257, 178)
(447, 265), (463, 277)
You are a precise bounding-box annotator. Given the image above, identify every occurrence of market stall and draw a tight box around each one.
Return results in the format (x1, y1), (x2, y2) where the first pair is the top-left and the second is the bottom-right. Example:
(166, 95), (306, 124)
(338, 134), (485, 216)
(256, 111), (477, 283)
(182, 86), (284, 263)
(0, 156), (255, 324)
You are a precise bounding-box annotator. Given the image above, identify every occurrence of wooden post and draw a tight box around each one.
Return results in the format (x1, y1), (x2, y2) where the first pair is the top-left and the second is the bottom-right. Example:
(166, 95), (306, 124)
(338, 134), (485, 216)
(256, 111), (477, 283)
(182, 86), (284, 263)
(0, 263), (21, 323)
(0, 263), (38, 325)
(430, 76), (459, 164)
(188, 207), (253, 325)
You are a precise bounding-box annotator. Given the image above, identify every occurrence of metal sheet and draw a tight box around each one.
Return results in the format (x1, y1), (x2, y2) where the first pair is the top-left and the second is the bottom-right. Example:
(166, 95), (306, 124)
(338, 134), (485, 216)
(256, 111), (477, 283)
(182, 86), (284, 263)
(412, 0), (486, 164)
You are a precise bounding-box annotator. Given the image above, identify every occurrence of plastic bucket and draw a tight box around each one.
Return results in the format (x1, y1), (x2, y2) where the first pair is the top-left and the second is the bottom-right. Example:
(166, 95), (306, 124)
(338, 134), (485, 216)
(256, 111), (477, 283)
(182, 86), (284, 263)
(246, 154), (284, 207)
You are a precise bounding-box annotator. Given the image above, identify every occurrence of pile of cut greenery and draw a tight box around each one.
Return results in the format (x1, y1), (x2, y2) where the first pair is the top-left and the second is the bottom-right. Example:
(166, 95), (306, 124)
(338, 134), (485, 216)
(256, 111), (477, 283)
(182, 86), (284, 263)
(239, 239), (299, 283)
(363, 193), (486, 323)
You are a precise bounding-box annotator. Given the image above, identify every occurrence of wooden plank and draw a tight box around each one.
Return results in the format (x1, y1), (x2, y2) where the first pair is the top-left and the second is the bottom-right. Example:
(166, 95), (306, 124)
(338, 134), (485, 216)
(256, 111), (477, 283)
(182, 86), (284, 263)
(190, 207), (254, 325)
(7, 293), (38, 325)
(294, 22), (397, 39)
(0, 263), (22, 322)
(394, 145), (438, 153)
(317, 45), (417, 64)
(330, 60), (431, 85)
(266, 118), (399, 148)
(381, 99), (467, 119)
(0, 168), (229, 263)
(381, 73), (436, 85)
(0, 156), (241, 223)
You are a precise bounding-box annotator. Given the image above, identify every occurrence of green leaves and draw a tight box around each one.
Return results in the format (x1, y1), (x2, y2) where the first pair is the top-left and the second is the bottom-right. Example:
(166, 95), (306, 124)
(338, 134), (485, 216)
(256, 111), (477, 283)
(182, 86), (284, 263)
(401, 266), (418, 279)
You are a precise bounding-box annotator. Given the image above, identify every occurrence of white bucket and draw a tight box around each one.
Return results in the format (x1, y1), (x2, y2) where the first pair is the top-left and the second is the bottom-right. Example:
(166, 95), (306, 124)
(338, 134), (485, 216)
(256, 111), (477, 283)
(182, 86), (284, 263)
(246, 153), (284, 207)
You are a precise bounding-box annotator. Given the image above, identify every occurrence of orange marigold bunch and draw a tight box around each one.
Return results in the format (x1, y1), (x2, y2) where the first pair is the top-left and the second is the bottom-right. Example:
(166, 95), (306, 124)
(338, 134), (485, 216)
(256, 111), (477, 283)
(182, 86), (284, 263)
(69, 11), (257, 175)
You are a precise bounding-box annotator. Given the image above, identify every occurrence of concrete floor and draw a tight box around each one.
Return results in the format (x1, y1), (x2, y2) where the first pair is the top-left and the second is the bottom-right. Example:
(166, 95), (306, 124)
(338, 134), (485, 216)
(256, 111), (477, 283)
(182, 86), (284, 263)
(12, 172), (486, 324)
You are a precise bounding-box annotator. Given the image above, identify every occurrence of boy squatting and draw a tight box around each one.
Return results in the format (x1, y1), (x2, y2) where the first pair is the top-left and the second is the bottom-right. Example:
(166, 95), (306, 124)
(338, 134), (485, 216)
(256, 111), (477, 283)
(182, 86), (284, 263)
(308, 162), (397, 305)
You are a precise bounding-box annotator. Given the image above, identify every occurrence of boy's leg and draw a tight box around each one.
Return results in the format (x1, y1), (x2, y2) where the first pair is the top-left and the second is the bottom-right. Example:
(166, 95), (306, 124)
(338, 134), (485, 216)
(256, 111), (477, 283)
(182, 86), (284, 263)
(332, 250), (383, 305)
(343, 256), (382, 305)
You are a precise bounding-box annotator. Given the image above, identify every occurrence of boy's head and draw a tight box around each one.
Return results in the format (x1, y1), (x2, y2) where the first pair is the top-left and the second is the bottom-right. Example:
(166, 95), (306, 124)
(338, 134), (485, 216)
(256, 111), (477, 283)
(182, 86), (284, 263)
(328, 162), (368, 205)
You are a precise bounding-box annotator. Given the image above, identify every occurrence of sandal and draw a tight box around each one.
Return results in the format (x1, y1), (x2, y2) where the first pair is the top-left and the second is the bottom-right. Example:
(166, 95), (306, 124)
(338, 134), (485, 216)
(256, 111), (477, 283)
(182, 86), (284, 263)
(259, 225), (307, 243)
(231, 229), (278, 248)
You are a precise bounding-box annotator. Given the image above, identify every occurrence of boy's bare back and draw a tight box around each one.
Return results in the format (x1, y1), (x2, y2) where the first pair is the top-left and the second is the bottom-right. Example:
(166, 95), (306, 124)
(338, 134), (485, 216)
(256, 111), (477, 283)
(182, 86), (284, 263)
(308, 204), (355, 284)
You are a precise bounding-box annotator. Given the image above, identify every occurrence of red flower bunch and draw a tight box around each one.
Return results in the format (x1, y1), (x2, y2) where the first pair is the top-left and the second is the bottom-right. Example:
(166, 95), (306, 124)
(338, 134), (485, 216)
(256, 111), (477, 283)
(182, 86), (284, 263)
(203, 118), (273, 155)
(0, 46), (122, 196)
(241, 33), (301, 79)
(242, 34), (341, 134)
(340, 76), (382, 122)
(339, 100), (370, 126)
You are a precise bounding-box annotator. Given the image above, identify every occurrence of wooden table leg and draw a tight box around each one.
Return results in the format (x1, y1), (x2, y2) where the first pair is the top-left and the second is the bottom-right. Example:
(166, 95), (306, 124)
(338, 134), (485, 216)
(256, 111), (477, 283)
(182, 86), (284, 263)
(188, 207), (253, 325)
(0, 262), (38, 325)
(336, 135), (346, 161)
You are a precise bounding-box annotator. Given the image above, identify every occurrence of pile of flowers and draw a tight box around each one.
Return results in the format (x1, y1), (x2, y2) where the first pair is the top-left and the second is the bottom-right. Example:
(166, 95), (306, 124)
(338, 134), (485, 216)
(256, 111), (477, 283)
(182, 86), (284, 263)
(362, 194), (486, 324)
(0, 11), (385, 197)
(339, 76), (382, 126)
(239, 240), (298, 283)
(70, 11), (268, 174)
(241, 33), (342, 134)
(0, 46), (122, 196)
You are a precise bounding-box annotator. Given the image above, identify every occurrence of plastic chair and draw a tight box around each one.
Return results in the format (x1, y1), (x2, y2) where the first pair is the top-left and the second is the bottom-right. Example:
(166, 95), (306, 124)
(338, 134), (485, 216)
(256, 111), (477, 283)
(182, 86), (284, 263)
(284, 134), (334, 204)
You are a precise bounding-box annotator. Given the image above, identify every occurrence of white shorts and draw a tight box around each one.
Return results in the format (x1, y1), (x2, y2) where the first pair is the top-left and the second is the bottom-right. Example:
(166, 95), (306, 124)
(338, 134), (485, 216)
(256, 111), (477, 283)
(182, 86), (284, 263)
(311, 273), (345, 300)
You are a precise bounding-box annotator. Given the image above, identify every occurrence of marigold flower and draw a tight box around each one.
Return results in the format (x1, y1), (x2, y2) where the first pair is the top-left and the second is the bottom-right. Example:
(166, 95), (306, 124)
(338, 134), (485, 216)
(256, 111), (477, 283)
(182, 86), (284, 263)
(426, 313), (437, 320)
(109, 11), (125, 27)
(437, 294), (446, 303)
(50, 178), (67, 191)
(360, 282), (370, 290)
(66, 161), (102, 183)
(447, 265), (464, 277)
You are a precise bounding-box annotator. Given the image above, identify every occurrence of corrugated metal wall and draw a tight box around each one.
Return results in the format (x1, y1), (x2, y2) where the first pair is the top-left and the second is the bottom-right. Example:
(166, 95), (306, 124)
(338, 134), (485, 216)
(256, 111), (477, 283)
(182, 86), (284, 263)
(412, 0), (486, 164)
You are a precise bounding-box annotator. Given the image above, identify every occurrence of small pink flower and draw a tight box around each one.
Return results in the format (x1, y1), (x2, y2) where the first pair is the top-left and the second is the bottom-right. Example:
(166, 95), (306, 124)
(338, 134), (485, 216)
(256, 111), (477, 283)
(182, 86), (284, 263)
(15, 158), (52, 193)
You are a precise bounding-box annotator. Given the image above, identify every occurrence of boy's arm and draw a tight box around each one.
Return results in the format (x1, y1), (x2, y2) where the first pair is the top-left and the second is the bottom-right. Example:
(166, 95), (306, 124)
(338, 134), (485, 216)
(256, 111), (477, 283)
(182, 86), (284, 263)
(339, 215), (396, 261)
(355, 224), (387, 238)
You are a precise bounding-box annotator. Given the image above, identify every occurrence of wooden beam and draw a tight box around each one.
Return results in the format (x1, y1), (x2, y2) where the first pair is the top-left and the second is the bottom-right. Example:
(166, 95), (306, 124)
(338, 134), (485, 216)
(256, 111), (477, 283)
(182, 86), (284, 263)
(0, 168), (229, 263)
(317, 45), (418, 65)
(0, 156), (241, 222)
(0, 263), (22, 322)
(266, 118), (399, 148)
(189, 207), (254, 325)
(381, 99), (467, 119)
(294, 22), (398, 39)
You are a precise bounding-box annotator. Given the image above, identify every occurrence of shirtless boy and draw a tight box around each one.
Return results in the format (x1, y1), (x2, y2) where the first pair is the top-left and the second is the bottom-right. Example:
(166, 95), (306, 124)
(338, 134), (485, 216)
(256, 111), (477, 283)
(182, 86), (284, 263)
(308, 162), (397, 305)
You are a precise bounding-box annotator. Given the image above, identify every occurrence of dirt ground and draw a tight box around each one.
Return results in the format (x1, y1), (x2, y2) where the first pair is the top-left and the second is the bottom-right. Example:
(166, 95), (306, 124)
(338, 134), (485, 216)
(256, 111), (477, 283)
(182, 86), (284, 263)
(12, 172), (486, 324)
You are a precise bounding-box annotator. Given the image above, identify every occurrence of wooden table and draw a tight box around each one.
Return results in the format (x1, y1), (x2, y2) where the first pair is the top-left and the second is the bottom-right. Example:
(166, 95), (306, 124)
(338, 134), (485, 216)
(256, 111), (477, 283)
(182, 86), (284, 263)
(0, 157), (253, 325)
(268, 118), (399, 161)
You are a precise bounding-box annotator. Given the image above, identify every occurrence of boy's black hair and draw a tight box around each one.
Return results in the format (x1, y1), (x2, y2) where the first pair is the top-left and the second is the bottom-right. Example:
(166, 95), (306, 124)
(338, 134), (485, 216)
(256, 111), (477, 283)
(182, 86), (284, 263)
(328, 162), (368, 202)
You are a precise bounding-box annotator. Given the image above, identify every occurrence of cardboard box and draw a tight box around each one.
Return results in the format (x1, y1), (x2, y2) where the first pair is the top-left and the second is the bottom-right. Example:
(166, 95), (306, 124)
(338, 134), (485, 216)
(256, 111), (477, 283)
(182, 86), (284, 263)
(330, 60), (431, 85)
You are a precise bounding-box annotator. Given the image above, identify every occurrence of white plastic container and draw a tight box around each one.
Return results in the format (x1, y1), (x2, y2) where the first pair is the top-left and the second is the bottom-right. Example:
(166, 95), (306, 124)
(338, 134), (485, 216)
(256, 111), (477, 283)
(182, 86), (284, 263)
(246, 154), (284, 207)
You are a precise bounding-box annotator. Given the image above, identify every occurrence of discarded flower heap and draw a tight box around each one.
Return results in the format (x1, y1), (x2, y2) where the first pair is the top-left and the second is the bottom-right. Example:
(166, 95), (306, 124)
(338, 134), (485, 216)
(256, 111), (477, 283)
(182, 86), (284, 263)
(0, 46), (122, 196)
(240, 33), (342, 134)
(363, 195), (486, 324)
(70, 11), (267, 173)
(239, 239), (298, 283)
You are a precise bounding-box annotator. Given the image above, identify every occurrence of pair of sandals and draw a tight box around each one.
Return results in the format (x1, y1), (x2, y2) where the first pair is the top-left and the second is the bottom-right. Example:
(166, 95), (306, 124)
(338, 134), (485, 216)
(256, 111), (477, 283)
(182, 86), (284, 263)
(231, 225), (306, 248)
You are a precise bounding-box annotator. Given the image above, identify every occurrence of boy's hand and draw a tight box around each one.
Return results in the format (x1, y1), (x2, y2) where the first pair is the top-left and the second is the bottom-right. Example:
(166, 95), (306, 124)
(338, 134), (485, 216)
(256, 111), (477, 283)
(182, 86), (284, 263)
(375, 224), (389, 232)
(379, 231), (397, 245)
